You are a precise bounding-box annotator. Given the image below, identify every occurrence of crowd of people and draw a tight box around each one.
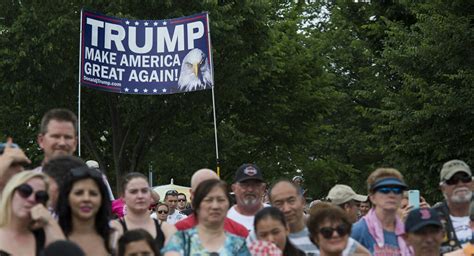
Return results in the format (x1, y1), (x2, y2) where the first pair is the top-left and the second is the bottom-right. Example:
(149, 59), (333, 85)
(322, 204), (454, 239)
(0, 108), (474, 256)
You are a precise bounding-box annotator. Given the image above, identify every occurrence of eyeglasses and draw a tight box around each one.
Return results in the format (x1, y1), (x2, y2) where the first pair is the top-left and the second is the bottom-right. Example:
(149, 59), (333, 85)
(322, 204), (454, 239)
(178, 199), (186, 202)
(15, 184), (49, 205)
(376, 187), (403, 195)
(157, 210), (169, 214)
(445, 174), (472, 185)
(166, 190), (178, 196)
(70, 167), (102, 179)
(318, 224), (349, 239)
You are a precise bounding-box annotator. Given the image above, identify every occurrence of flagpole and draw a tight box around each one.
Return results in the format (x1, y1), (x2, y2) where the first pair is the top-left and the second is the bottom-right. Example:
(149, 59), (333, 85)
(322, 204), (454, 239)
(77, 9), (84, 157)
(206, 12), (220, 177)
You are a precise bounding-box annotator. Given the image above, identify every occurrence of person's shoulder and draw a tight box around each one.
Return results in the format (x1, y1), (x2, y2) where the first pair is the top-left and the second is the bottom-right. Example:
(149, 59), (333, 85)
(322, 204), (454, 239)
(175, 214), (196, 230)
(225, 232), (248, 251)
(351, 219), (368, 237)
(223, 217), (249, 238)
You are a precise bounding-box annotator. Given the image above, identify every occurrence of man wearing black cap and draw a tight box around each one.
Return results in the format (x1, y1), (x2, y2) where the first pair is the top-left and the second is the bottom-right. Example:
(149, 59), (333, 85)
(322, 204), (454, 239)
(227, 163), (266, 231)
(434, 159), (473, 254)
(404, 208), (444, 256)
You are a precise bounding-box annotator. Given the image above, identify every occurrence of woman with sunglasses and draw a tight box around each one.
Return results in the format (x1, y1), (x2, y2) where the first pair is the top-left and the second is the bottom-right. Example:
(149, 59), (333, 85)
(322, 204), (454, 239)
(162, 179), (250, 255)
(56, 166), (113, 255)
(152, 203), (170, 224)
(0, 171), (64, 255)
(308, 205), (355, 256)
(351, 168), (412, 255)
(111, 172), (176, 251)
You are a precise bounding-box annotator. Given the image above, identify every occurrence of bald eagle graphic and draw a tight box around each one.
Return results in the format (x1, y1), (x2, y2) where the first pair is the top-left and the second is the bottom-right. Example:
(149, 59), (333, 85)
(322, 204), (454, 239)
(177, 48), (213, 92)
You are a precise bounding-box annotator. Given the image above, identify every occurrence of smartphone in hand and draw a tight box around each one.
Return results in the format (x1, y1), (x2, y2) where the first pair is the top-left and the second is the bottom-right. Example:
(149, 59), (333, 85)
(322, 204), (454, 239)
(408, 190), (420, 209)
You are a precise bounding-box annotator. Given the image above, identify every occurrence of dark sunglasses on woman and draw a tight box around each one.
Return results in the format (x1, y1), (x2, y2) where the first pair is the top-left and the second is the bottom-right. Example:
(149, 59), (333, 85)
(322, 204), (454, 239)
(15, 183), (49, 206)
(319, 224), (350, 239)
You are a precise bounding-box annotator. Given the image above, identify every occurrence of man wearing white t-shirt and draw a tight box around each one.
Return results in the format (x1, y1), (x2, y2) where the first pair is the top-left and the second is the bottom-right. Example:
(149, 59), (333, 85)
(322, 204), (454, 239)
(227, 163), (266, 232)
(164, 189), (186, 225)
(434, 159), (474, 254)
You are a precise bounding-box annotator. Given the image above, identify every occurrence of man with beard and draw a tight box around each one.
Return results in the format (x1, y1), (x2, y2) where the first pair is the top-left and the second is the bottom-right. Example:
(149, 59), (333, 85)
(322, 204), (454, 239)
(227, 163), (266, 232)
(434, 159), (474, 254)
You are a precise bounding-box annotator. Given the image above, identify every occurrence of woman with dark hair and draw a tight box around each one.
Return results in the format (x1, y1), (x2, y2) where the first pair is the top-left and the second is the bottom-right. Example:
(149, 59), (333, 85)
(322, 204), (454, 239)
(162, 179), (250, 255)
(111, 172), (175, 251)
(251, 207), (305, 256)
(154, 203), (170, 224)
(118, 229), (160, 256)
(56, 166), (113, 255)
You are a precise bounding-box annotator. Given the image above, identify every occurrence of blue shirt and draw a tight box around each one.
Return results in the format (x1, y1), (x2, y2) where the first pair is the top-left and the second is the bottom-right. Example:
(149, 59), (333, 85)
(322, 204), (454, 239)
(351, 218), (401, 255)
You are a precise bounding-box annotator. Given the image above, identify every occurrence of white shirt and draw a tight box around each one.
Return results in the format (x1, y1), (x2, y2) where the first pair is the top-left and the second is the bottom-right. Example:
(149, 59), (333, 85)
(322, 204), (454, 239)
(450, 215), (472, 246)
(227, 205), (266, 232)
(167, 210), (186, 225)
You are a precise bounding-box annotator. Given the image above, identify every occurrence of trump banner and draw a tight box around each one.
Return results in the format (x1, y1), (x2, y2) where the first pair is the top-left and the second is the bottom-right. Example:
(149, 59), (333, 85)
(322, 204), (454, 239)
(79, 10), (214, 95)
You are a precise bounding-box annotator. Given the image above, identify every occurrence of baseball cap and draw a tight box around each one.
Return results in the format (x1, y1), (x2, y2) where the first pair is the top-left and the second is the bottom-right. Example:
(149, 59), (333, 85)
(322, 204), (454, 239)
(440, 159), (471, 182)
(327, 184), (367, 205)
(405, 208), (442, 233)
(234, 164), (264, 183)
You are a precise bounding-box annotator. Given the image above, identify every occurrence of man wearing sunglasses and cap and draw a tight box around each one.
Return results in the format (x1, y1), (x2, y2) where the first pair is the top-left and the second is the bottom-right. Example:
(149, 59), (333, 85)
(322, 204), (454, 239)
(434, 159), (474, 254)
(164, 189), (186, 225)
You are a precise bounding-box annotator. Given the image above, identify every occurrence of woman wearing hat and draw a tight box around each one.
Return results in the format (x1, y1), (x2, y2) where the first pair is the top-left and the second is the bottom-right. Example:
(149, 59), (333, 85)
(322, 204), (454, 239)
(351, 168), (412, 255)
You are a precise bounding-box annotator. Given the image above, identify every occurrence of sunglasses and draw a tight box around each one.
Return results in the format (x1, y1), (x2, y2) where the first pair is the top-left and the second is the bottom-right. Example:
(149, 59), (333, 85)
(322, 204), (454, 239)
(376, 187), (403, 195)
(15, 183), (49, 205)
(70, 167), (102, 179)
(445, 174), (472, 185)
(157, 210), (169, 214)
(166, 190), (178, 196)
(319, 224), (349, 239)
(178, 199), (186, 202)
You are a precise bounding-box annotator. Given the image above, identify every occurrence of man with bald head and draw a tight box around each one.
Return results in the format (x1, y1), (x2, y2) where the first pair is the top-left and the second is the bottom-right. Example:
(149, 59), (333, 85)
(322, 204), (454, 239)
(174, 168), (248, 238)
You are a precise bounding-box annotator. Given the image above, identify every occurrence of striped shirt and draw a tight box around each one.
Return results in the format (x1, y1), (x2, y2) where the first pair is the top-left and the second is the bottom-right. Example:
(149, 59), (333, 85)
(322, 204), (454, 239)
(289, 227), (319, 255)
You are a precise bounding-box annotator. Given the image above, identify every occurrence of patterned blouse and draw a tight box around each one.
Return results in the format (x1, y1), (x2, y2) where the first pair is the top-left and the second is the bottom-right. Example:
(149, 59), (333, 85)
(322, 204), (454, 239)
(161, 227), (250, 256)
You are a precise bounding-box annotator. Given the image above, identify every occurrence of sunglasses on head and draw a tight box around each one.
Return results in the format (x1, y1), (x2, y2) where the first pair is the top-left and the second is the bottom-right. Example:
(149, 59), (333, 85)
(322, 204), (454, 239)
(15, 183), (49, 205)
(319, 224), (349, 239)
(166, 190), (178, 196)
(157, 210), (169, 214)
(70, 167), (102, 179)
(445, 174), (472, 186)
(375, 187), (403, 195)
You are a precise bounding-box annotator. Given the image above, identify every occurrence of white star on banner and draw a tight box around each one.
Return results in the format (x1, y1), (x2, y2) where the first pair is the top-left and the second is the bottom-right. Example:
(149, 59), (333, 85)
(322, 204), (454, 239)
(163, 21), (167, 25)
(153, 21), (158, 26)
(134, 21), (139, 26)
(125, 21), (130, 25)
(143, 89), (148, 93)
(124, 88), (129, 92)
(134, 88), (138, 93)
(144, 22), (149, 26)
(153, 89), (157, 93)
(162, 88), (167, 92)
